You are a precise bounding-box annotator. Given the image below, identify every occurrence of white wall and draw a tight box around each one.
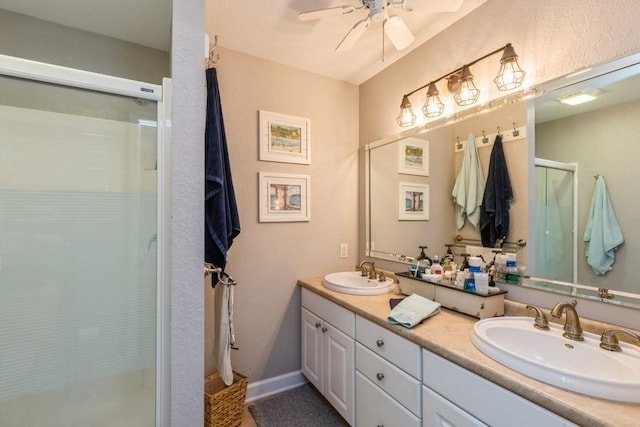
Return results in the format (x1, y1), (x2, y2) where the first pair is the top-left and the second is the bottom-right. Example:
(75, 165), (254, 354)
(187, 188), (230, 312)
(170, 1), (205, 425)
(205, 47), (359, 383)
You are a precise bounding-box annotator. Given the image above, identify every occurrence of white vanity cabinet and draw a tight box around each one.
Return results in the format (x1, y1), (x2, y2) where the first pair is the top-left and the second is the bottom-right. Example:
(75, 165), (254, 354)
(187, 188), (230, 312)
(421, 350), (577, 427)
(355, 315), (422, 427)
(301, 289), (355, 425)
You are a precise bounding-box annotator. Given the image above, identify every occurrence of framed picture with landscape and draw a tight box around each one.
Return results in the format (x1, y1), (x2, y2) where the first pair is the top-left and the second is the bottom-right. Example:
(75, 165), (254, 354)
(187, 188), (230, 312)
(259, 172), (310, 222)
(398, 137), (429, 176)
(259, 110), (311, 164)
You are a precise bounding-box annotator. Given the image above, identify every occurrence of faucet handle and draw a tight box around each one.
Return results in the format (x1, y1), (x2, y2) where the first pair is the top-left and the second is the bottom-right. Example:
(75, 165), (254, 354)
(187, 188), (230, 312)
(600, 329), (640, 352)
(525, 305), (550, 330)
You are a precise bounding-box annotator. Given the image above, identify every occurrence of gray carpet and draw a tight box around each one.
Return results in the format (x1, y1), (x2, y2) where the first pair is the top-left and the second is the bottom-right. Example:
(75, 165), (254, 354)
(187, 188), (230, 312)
(248, 383), (349, 427)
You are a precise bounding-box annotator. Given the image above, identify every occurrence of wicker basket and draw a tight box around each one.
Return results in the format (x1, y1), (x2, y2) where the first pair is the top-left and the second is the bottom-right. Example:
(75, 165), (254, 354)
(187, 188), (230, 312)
(204, 371), (248, 427)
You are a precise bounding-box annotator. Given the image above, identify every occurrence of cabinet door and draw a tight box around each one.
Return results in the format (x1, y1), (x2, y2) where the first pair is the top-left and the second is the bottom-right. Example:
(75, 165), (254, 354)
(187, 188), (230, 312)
(356, 372), (421, 427)
(325, 323), (355, 425)
(423, 386), (487, 427)
(301, 308), (323, 393)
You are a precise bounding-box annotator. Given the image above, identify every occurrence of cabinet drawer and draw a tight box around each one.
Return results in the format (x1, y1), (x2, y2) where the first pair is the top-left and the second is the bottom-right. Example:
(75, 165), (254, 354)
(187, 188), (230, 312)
(356, 371), (420, 427)
(422, 350), (577, 427)
(356, 315), (421, 378)
(423, 386), (487, 427)
(302, 288), (355, 337)
(356, 343), (421, 417)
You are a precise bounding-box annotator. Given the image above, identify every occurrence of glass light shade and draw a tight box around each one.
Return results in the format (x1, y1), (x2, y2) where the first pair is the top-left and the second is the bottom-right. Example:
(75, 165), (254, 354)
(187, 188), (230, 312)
(494, 43), (526, 90)
(422, 83), (444, 118)
(396, 95), (416, 127)
(454, 66), (480, 106)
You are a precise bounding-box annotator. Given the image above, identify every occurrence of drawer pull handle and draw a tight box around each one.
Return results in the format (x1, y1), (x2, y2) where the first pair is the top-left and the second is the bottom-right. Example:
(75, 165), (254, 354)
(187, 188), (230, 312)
(321, 326), (327, 333)
(315, 322), (321, 328)
(376, 372), (384, 381)
(376, 339), (384, 347)
(377, 425), (384, 427)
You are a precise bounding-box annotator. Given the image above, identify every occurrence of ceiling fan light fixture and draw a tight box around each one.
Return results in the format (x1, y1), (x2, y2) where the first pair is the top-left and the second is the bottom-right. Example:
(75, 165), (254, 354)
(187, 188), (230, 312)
(454, 66), (480, 106)
(422, 82), (444, 118)
(396, 95), (416, 127)
(494, 43), (526, 90)
(385, 15), (415, 51)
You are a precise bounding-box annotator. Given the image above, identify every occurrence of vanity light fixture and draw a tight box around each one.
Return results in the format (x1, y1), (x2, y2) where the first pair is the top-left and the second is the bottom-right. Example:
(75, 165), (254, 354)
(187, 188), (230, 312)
(556, 88), (601, 106)
(395, 43), (526, 127)
(396, 95), (417, 126)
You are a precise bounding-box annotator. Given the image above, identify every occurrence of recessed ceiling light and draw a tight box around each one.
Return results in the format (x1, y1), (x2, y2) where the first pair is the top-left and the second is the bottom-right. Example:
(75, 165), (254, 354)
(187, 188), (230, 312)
(555, 88), (601, 106)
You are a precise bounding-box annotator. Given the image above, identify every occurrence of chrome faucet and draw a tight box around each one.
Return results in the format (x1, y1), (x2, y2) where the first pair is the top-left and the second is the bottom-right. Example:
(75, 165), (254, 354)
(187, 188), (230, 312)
(359, 260), (377, 280)
(550, 300), (583, 341)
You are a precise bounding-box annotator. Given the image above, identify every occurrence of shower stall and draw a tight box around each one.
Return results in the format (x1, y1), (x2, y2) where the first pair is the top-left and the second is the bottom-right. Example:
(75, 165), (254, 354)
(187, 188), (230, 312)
(0, 55), (170, 426)
(534, 158), (578, 283)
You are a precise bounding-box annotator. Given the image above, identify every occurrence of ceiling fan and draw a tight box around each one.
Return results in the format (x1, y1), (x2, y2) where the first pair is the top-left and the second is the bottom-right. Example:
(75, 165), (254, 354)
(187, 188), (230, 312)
(298, 0), (463, 52)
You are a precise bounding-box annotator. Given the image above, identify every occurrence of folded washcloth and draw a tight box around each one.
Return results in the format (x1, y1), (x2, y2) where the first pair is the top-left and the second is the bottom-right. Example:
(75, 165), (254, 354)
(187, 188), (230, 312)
(388, 294), (441, 328)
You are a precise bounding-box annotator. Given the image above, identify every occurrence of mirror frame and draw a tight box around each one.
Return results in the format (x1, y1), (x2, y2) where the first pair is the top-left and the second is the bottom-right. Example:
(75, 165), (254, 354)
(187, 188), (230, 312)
(365, 49), (640, 310)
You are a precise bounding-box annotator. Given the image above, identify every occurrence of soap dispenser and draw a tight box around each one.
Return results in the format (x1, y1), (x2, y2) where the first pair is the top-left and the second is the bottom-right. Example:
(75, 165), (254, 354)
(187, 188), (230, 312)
(430, 255), (443, 275)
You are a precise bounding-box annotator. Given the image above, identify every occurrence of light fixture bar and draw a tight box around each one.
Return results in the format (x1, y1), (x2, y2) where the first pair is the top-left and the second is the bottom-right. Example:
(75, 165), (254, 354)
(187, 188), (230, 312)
(396, 43), (526, 127)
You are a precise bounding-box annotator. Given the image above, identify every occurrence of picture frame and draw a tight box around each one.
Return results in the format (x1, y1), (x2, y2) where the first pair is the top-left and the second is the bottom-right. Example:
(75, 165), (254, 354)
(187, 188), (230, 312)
(398, 138), (429, 176)
(259, 110), (311, 164)
(398, 182), (429, 221)
(259, 172), (310, 222)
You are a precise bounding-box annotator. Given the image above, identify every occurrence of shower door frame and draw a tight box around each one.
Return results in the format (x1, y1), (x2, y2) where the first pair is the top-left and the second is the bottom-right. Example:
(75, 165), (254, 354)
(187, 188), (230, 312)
(0, 54), (171, 427)
(534, 157), (579, 283)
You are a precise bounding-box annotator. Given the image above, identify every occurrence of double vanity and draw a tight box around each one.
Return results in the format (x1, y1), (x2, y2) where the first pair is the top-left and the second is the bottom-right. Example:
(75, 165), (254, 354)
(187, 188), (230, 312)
(299, 274), (640, 427)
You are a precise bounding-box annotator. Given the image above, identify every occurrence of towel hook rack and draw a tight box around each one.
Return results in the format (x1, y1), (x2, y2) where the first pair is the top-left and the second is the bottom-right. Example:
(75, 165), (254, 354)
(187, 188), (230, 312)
(206, 35), (219, 68)
(482, 130), (489, 144)
(456, 136), (462, 150)
(497, 125), (503, 137)
(512, 122), (520, 137)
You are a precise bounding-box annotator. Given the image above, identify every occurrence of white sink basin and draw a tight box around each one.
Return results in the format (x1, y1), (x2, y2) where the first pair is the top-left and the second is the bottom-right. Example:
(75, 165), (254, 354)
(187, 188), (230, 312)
(471, 317), (640, 402)
(322, 271), (394, 295)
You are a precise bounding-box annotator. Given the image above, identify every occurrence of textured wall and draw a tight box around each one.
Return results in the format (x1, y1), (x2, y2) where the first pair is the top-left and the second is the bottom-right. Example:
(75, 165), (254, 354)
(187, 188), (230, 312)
(359, 0), (640, 262)
(204, 47), (359, 383)
(170, 0), (205, 425)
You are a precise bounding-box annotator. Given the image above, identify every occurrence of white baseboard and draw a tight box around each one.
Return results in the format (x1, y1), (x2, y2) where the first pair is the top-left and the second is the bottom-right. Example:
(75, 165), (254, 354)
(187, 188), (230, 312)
(245, 370), (307, 403)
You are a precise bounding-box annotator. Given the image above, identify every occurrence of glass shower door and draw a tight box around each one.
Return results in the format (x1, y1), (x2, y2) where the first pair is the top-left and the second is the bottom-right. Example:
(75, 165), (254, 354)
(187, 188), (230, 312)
(0, 74), (158, 426)
(534, 161), (576, 283)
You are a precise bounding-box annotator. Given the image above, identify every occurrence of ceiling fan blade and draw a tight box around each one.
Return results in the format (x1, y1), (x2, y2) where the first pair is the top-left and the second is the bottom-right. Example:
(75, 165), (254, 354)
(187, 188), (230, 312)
(385, 15), (415, 51)
(408, 0), (464, 12)
(335, 18), (370, 52)
(298, 5), (356, 21)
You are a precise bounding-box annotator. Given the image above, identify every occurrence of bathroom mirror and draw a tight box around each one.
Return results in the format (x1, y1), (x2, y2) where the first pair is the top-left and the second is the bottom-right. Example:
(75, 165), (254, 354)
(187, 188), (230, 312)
(366, 50), (640, 309)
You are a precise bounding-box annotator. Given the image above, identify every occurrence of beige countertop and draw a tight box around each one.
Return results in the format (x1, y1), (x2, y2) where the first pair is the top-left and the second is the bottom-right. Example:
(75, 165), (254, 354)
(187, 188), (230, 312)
(298, 276), (640, 427)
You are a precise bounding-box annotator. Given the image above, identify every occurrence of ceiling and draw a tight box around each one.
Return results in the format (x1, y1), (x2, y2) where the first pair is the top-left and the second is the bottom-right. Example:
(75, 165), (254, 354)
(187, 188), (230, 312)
(1, 0), (487, 86)
(207, 0), (487, 84)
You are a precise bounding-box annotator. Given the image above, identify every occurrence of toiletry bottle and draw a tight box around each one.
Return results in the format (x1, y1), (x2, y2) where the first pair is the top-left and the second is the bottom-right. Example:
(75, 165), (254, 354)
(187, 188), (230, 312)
(430, 255), (443, 275)
(505, 253), (520, 284)
(465, 256), (482, 292)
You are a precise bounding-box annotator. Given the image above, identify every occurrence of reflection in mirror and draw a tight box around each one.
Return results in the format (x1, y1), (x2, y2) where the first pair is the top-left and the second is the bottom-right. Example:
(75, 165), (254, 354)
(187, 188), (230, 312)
(532, 57), (640, 296)
(366, 51), (640, 310)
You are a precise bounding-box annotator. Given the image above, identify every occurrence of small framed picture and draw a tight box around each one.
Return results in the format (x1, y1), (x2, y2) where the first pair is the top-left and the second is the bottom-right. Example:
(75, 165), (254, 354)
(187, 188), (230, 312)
(259, 110), (311, 164)
(398, 138), (429, 176)
(398, 182), (429, 221)
(259, 172), (310, 222)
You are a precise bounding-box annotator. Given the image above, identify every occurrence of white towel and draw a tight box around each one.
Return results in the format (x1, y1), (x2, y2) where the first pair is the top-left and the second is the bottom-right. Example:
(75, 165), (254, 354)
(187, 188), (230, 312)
(452, 134), (485, 230)
(583, 176), (624, 275)
(215, 281), (236, 385)
(388, 294), (441, 328)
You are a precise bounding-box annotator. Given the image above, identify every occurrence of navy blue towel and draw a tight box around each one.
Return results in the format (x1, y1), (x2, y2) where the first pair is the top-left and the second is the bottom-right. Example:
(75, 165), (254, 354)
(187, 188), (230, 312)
(480, 135), (512, 247)
(205, 68), (240, 285)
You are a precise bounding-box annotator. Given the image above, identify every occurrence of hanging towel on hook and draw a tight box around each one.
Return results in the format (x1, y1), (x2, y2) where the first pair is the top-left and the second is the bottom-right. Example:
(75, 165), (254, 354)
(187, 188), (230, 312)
(583, 176), (624, 275)
(480, 134), (513, 247)
(452, 133), (485, 230)
(215, 274), (237, 386)
(205, 68), (241, 285)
